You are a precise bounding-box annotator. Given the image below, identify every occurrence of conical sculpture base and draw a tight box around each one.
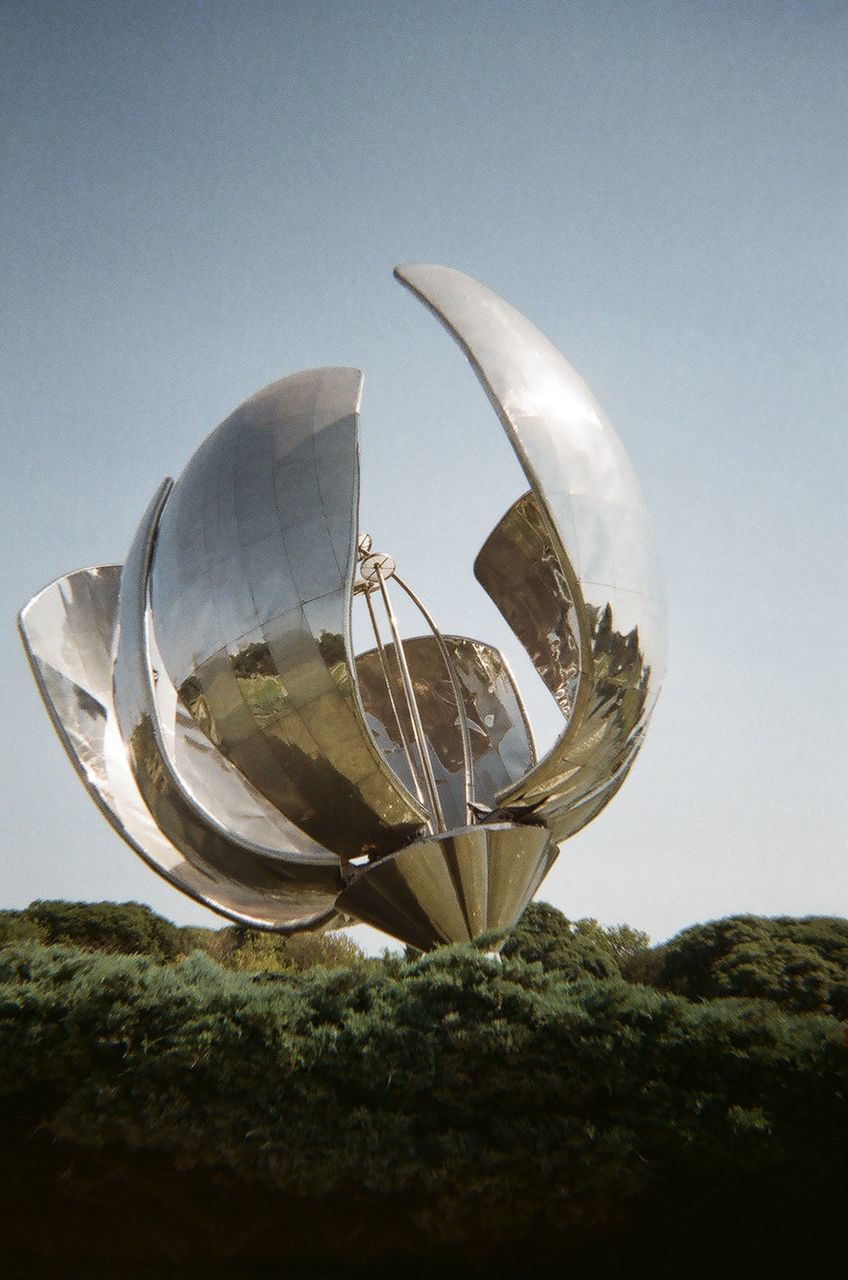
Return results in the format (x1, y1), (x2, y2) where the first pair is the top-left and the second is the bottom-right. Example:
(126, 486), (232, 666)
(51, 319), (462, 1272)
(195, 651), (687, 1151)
(337, 823), (556, 953)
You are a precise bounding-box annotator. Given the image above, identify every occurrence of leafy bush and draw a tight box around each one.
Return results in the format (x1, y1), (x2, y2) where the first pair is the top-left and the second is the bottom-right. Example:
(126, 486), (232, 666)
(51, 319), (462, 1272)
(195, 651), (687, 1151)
(0, 936), (844, 1242)
(0, 910), (38, 948)
(205, 923), (364, 972)
(1, 900), (846, 1270)
(646, 914), (848, 1018)
(501, 901), (649, 980)
(0, 899), (186, 962)
(0, 900), (363, 973)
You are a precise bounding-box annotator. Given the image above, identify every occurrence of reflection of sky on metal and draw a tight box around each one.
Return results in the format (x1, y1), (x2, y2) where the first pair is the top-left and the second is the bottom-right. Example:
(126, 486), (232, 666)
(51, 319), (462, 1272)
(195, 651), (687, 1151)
(395, 263), (664, 841)
(3, 2), (846, 945)
(355, 633), (536, 829)
(149, 368), (427, 859)
(19, 264), (664, 947)
(20, 568), (342, 930)
(19, 260), (661, 944)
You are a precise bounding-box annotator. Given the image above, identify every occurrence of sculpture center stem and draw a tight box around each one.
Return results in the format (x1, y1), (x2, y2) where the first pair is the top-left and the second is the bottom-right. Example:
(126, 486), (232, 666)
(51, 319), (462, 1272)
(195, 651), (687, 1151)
(355, 534), (475, 834)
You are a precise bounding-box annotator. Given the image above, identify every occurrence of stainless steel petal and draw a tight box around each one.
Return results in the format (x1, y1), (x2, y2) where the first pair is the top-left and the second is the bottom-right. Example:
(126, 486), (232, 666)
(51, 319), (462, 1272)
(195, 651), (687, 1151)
(149, 368), (427, 859)
(475, 490), (656, 839)
(19, 566), (341, 931)
(394, 263), (665, 842)
(354, 633), (535, 829)
(337, 823), (556, 952)
(112, 479), (345, 926)
(474, 491), (582, 719)
(147, 616), (340, 860)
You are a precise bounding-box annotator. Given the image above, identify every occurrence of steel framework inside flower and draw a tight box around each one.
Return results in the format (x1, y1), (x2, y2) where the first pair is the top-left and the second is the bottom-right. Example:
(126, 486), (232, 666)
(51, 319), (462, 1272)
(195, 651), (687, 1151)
(19, 264), (665, 952)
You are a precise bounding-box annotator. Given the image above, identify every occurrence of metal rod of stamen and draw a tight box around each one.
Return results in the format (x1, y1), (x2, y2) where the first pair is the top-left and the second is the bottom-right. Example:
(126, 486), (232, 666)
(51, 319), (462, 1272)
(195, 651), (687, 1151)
(374, 564), (445, 832)
(362, 583), (428, 811)
(393, 572), (476, 825)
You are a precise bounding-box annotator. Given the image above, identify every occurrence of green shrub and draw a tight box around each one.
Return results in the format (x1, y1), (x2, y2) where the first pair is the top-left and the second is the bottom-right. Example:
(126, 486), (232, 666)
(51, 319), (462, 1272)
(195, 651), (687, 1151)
(7, 899), (185, 962)
(0, 901), (363, 973)
(646, 915), (848, 1017)
(1, 904), (846, 1267)
(1, 937), (844, 1241)
(205, 923), (364, 972)
(501, 901), (650, 980)
(0, 909), (39, 948)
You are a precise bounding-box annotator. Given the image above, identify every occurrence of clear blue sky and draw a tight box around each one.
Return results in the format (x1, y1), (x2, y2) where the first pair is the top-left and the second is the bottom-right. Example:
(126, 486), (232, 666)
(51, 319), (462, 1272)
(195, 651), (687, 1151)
(2, 0), (846, 946)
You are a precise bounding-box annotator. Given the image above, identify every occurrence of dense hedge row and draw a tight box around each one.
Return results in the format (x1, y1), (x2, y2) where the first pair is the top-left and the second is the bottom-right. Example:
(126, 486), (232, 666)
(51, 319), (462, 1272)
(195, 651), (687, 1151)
(645, 914), (848, 1017)
(8, 898), (845, 1017)
(1, 900), (846, 1273)
(0, 897), (364, 970)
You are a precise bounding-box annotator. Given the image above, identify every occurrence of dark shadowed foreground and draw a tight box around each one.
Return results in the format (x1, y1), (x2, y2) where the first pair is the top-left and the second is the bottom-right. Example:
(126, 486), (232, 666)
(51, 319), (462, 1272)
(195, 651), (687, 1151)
(1, 901), (846, 1276)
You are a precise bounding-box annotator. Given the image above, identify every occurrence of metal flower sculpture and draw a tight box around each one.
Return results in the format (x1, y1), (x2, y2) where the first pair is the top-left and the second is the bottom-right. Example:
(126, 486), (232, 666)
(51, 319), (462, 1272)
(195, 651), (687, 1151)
(19, 265), (665, 952)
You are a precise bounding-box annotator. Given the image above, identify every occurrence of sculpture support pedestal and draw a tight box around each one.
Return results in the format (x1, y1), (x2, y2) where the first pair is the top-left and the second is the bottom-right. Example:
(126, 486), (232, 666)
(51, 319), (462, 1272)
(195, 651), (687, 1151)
(337, 823), (556, 953)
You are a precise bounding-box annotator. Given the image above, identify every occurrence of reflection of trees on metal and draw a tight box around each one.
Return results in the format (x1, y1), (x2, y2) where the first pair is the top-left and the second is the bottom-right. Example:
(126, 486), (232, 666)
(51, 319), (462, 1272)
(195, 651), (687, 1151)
(355, 633), (536, 830)
(18, 264), (665, 952)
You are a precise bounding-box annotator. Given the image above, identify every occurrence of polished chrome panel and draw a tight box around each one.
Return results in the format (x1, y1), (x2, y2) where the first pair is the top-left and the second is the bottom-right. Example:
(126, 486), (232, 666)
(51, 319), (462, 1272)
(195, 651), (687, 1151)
(119, 483), (341, 855)
(355, 634), (535, 832)
(112, 479), (344, 922)
(19, 566), (342, 931)
(392, 572), (477, 824)
(394, 264), (665, 843)
(20, 263), (665, 949)
(475, 488), (654, 840)
(337, 823), (555, 952)
(475, 490), (582, 718)
(149, 369), (427, 859)
(373, 563), (445, 831)
(361, 582), (426, 810)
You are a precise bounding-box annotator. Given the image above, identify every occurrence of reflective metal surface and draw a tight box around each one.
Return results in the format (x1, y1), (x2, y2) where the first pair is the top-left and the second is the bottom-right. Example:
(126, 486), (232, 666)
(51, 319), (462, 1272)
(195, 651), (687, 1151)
(395, 263), (665, 842)
(112, 479), (345, 915)
(391, 572), (477, 824)
(19, 567), (343, 931)
(149, 368), (427, 860)
(355, 634), (535, 831)
(475, 488), (653, 841)
(336, 823), (555, 952)
(20, 262), (665, 950)
(475, 490), (581, 718)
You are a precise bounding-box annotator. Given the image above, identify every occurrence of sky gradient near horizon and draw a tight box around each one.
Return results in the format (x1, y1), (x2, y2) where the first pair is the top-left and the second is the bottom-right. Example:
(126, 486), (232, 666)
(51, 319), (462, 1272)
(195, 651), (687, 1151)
(1, 0), (846, 949)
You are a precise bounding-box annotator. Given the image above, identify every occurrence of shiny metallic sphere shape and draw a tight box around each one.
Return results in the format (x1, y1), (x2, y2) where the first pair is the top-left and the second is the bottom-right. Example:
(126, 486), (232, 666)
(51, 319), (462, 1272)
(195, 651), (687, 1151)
(19, 264), (665, 952)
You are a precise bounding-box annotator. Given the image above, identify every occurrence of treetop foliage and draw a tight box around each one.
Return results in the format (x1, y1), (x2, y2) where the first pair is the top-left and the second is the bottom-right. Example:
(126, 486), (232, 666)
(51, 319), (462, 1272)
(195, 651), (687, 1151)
(501, 900), (649, 980)
(3, 897), (845, 1019)
(0, 898), (363, 972)
(647, 913), (848, 1019)
(1, 896), (845, 1270)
